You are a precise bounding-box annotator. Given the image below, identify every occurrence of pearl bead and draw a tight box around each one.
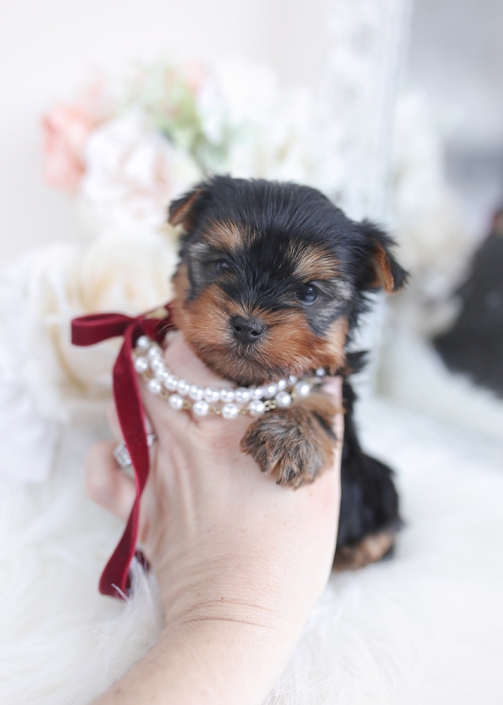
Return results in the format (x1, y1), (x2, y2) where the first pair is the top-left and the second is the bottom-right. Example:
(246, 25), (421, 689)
(253, 387), (264, 399)
(288, 375), (298, 384)
(189, 384), (205, 401)
(235, 387), (252, 404)
(275, 391), (292, 408)
(220, 388), (235, 403)
(164, 374), (178, 391)
(222, 403), (239, 420)
(295, 381), (311, 397)
(155, 367), (169, 382)
(150, 358), (165, 373)
(204, 387), (221, 404)
(134, 356), (149, 373)
(315, 368), (326, 377)
(147, 345), (162, 361)
(193, 400), (210, 416)
(177, 379), (190, 396)
(277, 379), (287, 391)
(136, 335), (150, 350)
(147, 378), (162, 395)
(263, 383), (278, 399)
(169, 394), (184, 410)
(249, 399), (265, 416)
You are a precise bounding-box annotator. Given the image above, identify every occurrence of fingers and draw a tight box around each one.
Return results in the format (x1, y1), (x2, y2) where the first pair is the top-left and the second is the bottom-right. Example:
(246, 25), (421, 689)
(85, 441), (136, 520)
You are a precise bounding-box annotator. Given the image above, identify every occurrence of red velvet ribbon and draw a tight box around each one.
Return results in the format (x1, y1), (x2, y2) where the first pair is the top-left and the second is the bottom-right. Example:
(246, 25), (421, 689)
(71, 305), (174, 599)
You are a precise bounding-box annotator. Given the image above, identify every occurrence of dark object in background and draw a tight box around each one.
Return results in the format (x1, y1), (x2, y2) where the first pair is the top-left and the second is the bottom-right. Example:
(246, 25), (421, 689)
(435, 210), (503, 397)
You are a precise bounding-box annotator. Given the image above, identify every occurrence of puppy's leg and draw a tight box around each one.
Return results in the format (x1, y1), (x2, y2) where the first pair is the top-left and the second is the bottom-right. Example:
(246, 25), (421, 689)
(335, 377), (402, 570)
(333, 530), (396, 571)
(240, 393), (338, 489)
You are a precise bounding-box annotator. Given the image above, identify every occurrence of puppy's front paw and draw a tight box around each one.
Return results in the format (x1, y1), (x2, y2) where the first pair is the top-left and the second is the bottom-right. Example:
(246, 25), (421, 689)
(240, 401), (335, 489)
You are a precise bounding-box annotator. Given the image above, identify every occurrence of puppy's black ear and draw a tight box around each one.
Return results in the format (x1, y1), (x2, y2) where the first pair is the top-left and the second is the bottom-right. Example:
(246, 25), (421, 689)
(358, 220), (408, 293)
(168, 185), (207, 229)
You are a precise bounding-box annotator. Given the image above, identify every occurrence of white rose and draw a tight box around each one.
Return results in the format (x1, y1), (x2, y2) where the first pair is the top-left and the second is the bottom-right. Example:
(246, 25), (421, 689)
(0, 230), (178, 428)
(80, 115), (201, 231)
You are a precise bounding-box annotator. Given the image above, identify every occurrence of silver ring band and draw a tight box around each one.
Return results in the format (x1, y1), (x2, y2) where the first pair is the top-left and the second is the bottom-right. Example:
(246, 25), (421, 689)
(113, 434), (156, 469)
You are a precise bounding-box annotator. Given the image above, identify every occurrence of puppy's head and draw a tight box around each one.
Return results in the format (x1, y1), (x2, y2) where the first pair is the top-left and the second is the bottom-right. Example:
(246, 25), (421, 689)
(169, 176), (407, 386)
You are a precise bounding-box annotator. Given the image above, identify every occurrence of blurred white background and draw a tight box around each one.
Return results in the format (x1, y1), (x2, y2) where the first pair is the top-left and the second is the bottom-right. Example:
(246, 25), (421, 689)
(1, 0), (502, 263)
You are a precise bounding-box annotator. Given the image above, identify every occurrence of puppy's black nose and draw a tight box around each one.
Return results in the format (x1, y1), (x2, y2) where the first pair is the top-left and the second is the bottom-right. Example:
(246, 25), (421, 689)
(231, 315), (266, 344)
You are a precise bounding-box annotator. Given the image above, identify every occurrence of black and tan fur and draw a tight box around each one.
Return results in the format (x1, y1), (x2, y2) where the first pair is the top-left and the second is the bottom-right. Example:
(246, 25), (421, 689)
(168, 176), (408, 569)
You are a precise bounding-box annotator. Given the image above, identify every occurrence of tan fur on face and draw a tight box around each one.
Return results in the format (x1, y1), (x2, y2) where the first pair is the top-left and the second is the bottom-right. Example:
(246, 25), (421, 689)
(202, 220), (249, 251)
(323, 318), (349, 368)
(291, 244), (340, 281)
(171, 264), (348, 386)
(171, 263), (235, 347)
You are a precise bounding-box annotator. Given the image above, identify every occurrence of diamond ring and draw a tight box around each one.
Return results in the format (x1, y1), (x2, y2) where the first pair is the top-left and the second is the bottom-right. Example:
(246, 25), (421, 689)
(113, 434), (156, 469)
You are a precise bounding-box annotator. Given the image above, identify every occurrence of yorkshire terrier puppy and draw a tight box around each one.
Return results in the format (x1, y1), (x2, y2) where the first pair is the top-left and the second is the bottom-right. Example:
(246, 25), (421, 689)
(168, 176), (408, 570)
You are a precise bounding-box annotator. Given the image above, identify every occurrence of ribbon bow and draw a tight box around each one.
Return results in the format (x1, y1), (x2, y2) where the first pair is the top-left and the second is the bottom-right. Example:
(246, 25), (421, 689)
(71, 304), (174, 599)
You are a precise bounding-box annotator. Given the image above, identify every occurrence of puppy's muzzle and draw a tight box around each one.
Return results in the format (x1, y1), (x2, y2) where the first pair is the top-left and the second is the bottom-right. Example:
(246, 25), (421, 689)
(230, 315), (266, 344)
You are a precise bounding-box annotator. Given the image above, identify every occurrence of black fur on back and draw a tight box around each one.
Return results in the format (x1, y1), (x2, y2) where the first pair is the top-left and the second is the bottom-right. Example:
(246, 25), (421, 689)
(337, 380), (402, 548)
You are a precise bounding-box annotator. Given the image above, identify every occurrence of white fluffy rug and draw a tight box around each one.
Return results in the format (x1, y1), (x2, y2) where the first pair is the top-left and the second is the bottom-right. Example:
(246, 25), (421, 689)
(1, 398), (502, 705)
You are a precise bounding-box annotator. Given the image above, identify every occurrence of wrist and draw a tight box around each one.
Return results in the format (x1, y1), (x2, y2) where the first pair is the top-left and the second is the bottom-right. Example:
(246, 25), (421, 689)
(160, 572), (291, 637)
(155, 545), (300, 636)
(157, 611), (292, 705)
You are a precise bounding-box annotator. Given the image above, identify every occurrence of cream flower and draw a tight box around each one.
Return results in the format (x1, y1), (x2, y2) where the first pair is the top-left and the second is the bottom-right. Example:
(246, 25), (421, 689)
(80, 115), (201, 231)
(0, 230), (178, 427)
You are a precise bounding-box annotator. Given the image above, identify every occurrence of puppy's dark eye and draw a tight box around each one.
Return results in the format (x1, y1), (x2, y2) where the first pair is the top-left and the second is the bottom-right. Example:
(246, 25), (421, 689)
(296, 283), (319, 304)
(214, 260), (230, 275)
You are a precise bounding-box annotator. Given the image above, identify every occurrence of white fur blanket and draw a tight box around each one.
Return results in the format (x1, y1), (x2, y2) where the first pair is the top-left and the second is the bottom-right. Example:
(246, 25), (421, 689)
(1, 398), (502, 704)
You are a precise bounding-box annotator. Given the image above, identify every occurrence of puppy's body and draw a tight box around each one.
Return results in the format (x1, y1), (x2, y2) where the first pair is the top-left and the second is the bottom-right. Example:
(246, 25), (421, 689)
(169, 176), (407, 568)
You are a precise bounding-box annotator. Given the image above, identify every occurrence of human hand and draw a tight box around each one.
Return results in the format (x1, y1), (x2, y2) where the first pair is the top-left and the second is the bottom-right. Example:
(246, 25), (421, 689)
(87, 332), (343, 704)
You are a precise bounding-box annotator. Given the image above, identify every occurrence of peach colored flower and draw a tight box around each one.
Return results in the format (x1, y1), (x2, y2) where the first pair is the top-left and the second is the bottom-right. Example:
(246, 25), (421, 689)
(42, 103), (99, 193)
(80, 116), (201, 230)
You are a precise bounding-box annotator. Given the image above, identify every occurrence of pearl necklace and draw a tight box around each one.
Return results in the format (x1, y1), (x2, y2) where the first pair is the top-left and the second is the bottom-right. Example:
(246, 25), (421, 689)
(132, 335), (325, 419)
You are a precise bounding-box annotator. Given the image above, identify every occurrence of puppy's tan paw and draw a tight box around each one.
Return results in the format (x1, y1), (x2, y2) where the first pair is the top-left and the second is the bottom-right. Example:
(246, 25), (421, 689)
(334, 531), (396, 571)
(240, 404), (334, 488)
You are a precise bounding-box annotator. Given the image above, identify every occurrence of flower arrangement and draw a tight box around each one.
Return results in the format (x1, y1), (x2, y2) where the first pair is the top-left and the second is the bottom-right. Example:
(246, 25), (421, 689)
(41, 57), (329, 234)
(2, 57), (334, 483)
